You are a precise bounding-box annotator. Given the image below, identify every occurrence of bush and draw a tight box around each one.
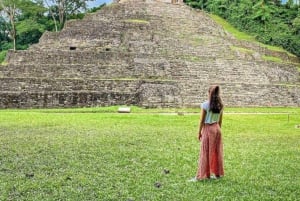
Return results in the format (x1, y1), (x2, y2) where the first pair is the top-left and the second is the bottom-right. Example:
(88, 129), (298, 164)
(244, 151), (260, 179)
(0, 50), (7, 63)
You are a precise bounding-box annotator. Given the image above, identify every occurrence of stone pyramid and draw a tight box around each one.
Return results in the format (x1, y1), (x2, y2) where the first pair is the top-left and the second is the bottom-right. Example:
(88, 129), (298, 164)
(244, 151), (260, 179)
(0, 0), (299, 108)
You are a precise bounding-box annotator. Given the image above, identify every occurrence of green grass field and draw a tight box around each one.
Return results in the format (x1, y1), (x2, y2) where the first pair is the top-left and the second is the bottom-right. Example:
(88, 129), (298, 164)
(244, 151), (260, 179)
(0, 107), (299, 201)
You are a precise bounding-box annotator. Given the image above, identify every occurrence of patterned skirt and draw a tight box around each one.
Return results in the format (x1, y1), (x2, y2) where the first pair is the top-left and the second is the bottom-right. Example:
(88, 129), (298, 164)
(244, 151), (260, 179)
(196, 123), (224, 179)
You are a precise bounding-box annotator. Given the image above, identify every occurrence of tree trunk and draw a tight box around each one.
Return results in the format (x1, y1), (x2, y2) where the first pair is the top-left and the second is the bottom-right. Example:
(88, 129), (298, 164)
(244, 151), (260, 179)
(58, 0), (65, 29)
(45, 0), (58, 32)
(10, 3), (16, 51)
(13, 36), (16, 51)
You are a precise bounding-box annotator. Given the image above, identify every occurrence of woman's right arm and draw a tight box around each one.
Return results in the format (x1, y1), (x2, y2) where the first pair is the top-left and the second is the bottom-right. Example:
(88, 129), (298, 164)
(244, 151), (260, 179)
(219, 111), (223, 128)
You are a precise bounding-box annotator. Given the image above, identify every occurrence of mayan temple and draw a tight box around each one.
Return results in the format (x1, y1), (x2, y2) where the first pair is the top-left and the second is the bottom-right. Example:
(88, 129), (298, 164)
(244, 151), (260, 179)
(0, 0), (299, 108)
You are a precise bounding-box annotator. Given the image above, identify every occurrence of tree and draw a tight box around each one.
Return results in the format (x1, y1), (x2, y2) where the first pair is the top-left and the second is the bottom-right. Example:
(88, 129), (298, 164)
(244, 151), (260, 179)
(44, 0), (59, 31)
(292, 15), (300, 34)
(44, 0), (94, 30)
(272, 0), (282, 6)
(0, 0), (46, 51)
(0, 16), (9, 46)
(252, 0), (277, 31)
(0, 0), (51, 51)
(204, 0), (230, 16)
(0, 0), (19, 51)
(227, 0), (254, 30)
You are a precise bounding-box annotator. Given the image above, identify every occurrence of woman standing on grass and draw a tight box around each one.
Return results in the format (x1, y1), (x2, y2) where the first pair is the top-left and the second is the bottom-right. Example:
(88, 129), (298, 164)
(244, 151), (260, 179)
(192, 85), (224, 181)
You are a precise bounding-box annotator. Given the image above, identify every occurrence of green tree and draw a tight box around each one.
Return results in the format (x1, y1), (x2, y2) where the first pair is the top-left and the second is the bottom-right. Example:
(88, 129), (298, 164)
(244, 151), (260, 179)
(0, 0), (19, 51)
(272, 0), (282, 6)
(44, 0), (95, 30)
(292, 15), (300, 34)
(227, 0), (254, 28)
(206, 0), (230, 16)
(252, 0), (277, 30)
(0, 0), (47, 51)
(0, 16), (9, 49)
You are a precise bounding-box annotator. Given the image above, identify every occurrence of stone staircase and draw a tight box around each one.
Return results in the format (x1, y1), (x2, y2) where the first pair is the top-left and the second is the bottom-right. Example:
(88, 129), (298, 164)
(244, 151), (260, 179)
(0, 0), (299, 108)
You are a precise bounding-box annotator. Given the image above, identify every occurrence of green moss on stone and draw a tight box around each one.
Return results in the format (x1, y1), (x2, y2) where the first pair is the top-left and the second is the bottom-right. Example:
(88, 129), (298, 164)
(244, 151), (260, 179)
(181, 55), (202, 62)
(124, 19), (149, 24)
(189, 36), (203, 46)
(230, 46), (255, 54)
(210, 14), (254, 41)
(262, 55), (283, 63)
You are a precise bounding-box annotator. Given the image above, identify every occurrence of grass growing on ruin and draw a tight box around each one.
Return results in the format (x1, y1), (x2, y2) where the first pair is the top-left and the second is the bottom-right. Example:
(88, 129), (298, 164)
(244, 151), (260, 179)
(124, 19), (149, 24)
(210, 14), (298, 57)
(230, 46), (255, 54)
(0, 107), (299, 200)
(262, 55), (283, 63)
(0, 50), (7, 64)
(210, 14), (255, 41)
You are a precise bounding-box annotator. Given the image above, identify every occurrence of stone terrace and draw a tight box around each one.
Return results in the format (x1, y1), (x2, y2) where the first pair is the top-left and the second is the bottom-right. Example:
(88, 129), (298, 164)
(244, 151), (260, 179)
(0, 0), (299, 108)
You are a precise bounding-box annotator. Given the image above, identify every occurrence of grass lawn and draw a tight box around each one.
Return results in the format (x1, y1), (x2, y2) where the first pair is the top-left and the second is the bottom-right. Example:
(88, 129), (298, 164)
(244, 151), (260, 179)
(0, 107), (299, 200)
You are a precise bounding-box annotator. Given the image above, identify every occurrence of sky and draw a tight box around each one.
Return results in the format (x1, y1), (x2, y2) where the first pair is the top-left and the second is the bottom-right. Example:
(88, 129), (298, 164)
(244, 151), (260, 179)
(86, 0), (113, 8)
(281, 0), (299, 3)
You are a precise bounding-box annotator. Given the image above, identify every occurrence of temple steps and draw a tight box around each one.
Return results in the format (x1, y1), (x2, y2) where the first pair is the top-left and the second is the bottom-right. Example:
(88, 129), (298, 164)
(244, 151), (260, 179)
(0, 0), (298, 108)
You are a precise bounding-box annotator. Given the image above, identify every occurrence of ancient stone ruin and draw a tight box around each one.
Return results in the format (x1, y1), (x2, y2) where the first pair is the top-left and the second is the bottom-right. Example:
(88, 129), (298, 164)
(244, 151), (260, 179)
(0, 0), (299, 108)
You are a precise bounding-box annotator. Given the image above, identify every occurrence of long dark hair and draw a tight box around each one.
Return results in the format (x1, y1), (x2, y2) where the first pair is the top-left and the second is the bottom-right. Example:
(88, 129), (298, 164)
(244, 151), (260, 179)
(209, 85), (223, 113)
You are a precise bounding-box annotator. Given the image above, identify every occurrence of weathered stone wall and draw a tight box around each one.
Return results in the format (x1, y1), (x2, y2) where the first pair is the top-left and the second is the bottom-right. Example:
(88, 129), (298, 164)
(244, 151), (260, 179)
(0, 91), (136, 108)
(0, 0), (299, 108)
(0, 78), (181, 108)
(4, 51), (298, 84)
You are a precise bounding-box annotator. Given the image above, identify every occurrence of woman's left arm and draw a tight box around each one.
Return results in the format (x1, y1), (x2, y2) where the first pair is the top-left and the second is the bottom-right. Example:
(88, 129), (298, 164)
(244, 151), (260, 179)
(198, 109), (206, 141)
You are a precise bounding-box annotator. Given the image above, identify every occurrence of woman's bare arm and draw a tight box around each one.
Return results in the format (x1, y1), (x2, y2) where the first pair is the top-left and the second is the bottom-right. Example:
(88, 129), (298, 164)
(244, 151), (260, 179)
(198, 109), (206, 141)
(219, 111), (223, 128)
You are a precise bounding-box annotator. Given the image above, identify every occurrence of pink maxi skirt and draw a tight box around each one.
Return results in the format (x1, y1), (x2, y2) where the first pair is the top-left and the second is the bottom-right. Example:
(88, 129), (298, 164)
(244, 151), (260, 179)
(196, 123), (224, 179)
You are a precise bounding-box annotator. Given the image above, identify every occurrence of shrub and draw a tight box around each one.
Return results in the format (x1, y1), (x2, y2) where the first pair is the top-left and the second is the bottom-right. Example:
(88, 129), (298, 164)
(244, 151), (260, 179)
(0, 50), (7, 63)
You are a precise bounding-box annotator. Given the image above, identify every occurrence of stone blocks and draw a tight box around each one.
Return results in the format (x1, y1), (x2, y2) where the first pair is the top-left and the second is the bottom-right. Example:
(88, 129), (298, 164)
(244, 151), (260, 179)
(0, 0), (299, 108)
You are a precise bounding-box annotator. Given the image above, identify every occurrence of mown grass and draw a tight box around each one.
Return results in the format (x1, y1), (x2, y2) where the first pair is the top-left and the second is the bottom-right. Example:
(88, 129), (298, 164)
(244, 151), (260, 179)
(0, 107), (299, 200)
(7, 105), (299, 114)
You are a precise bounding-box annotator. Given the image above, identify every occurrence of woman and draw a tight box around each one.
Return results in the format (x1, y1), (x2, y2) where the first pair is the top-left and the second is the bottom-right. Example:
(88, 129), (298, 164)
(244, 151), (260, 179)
(192, 85), (224, 181)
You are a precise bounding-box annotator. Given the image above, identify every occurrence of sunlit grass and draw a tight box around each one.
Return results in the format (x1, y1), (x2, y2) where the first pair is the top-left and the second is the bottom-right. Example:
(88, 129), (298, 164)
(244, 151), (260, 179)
(0, 107), (299, 200)
(0, 50), (8, 64)
(262, 55), (283, 63)
(5, 106), (298, 114)
(230, 46), (255, 54)
(210, 14), (255, 41)
(124, 19), (149, 24)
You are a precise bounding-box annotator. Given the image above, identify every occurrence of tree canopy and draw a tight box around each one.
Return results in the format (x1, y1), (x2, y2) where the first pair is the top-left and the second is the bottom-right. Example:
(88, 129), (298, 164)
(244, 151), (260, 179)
(44, 0), (94, 31)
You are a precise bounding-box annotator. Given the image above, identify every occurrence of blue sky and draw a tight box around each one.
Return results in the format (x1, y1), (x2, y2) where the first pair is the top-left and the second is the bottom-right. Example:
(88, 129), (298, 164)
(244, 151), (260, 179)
(87, 0), (113, 8)
(281, 0), (299, 3)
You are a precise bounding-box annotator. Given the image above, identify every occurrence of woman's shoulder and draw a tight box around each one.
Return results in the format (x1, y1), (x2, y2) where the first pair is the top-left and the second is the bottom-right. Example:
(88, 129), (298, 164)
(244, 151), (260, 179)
(201, 100), (209, 110)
